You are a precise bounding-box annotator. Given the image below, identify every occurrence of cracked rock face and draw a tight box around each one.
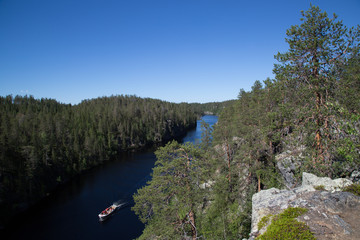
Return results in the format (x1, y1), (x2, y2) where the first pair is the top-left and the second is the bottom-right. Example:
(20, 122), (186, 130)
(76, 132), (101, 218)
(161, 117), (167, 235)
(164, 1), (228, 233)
(275, 146), (306, 189)
(276, 156), (297, 188)
(296, 191), (360, 240)
(249, 172), (360, 240)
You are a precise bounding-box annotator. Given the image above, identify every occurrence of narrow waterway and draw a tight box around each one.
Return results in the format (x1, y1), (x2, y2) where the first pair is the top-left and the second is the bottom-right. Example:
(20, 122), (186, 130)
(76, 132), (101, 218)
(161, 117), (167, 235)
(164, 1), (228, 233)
(2, 115), (218, 240)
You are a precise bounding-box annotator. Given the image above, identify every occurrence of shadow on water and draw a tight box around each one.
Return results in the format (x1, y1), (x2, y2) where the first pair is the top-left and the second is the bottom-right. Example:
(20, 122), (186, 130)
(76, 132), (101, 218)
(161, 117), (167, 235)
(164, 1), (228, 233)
(1, 115), (218, 240)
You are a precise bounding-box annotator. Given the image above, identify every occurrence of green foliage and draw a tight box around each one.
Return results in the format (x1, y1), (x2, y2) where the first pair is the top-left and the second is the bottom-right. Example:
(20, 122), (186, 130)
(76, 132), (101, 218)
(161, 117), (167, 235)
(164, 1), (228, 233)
(279, 207), (308, 219)
(56, 176), (62, 183)
(342, 183), (360, 196)
(204, 6), (360, 239)
(257, 207), (315, 240)
(132, 141), (204, 239)
(189, 100), (236, 116)
(200, 174), (254, 239)
(273, 5), (360, 175)
(200, 120), (213, 150)
(0, 95), (198, 225)
(338, 52), (360, 113)
(314, 185), (325, 191)
(258, 214), (273, 230)
(256, 165), (284, 190)
(133, 7), (359, 238)
(3, 4), (358, 239)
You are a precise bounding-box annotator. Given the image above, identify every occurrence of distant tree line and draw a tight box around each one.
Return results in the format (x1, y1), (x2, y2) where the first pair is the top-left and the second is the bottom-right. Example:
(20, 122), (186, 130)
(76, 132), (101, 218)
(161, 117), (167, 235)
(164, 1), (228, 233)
(189, 100), (236, 116)
(0, 94), (197, 224)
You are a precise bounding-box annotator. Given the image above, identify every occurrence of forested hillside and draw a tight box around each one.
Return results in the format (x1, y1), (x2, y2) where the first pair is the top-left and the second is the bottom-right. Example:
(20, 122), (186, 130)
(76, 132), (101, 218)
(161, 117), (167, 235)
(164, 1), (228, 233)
(133, 6), (360, 239)
(0, 95), (197, 224)
(189, 100), (236, 116)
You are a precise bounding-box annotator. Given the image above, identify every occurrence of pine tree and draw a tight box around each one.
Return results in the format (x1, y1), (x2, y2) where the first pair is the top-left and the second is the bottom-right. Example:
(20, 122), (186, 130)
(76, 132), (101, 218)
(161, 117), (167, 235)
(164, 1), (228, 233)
(273, 5), (360, 173)
(132, 141), (204, 240)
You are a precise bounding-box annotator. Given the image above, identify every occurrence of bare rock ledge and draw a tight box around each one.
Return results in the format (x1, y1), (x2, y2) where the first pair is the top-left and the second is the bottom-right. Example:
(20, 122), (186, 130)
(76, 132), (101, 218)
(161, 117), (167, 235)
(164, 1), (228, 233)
(248, 172), (360, 240)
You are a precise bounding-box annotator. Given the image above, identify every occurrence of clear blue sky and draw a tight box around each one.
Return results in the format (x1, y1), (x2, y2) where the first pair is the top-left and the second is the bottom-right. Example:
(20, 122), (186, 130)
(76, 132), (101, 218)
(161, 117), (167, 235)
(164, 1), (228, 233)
(0, 0), (359, 104)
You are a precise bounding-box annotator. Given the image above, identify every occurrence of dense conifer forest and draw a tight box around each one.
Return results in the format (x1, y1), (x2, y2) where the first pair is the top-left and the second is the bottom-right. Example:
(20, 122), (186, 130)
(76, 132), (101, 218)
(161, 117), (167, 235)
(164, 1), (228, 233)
(0, 93), (232, 225)
(0, 95), (205, 224)
(132, 6), (360, 239)
(189, 100), (236, 116)
(1, 5), (359, 239)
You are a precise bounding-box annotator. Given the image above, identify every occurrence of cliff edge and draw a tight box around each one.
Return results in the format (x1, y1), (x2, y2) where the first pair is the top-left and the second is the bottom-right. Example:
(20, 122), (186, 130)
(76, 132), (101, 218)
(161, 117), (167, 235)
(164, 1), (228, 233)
(249, 172), (360, 240)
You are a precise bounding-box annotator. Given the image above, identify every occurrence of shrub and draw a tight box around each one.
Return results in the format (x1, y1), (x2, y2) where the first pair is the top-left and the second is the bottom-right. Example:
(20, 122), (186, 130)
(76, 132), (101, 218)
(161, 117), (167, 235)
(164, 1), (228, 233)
(342, 183), (360, 196)
(314, 185), (325, 191)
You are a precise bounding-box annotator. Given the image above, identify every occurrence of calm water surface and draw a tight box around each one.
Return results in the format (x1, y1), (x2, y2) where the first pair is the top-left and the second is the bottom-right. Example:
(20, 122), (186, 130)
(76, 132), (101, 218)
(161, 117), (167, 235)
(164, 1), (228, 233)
(3, 115), (218, 240)
(182, 115), (218, 144)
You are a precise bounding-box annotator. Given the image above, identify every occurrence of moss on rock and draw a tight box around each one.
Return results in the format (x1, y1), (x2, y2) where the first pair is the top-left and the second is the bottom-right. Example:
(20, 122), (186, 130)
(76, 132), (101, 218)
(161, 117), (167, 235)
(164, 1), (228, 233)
(257, 207), (315, 240)
(258, 214), (273, 230)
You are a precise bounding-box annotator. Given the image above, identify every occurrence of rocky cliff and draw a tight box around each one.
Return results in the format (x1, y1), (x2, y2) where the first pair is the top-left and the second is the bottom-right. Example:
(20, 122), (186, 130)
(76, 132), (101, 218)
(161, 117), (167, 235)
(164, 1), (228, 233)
(248, 172), (360, 240)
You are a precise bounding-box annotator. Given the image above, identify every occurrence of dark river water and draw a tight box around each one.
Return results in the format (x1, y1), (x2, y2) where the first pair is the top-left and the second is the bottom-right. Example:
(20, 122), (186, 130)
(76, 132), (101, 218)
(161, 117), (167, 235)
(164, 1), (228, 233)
(2, 115), (218, 240)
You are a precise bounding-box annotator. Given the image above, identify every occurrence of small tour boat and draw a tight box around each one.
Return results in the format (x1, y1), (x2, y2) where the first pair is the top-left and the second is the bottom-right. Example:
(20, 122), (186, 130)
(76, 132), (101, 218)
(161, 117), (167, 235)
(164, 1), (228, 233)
(98, 204), (118, 220)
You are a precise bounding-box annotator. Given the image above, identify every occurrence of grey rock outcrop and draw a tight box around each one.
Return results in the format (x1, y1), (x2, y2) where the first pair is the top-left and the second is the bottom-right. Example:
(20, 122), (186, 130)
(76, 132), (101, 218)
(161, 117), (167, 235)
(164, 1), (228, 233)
(276, 156), (297, 188)
(302, 172), (353, 191)
(199, 180), (215, 189)
(275, 147), (305, 189)
(249, 172), (360, 240)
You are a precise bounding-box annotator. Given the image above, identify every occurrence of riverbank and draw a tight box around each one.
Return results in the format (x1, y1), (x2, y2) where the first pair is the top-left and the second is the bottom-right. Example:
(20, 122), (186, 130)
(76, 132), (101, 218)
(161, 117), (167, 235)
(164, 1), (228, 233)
(0, 95), (199, 229)
(1, 115), (217, 240)
(0, 125), (195, 230)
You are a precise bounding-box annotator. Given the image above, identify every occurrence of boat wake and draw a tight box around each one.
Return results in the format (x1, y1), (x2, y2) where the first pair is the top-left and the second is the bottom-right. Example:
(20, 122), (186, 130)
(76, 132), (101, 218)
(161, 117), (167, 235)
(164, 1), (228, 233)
(98, 175), (148, 221)
(113, 200), (129, 209)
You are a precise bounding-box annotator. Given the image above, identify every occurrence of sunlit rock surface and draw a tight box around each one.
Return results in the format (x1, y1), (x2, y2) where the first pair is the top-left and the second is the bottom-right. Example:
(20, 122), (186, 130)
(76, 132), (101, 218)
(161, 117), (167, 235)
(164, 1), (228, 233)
(248, 172), (360, 240)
